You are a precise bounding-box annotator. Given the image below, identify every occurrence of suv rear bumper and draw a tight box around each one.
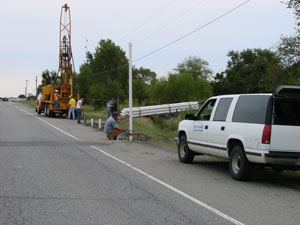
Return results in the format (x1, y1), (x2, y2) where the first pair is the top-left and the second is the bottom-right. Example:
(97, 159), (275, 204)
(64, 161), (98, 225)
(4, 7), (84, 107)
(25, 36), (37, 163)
(265, 151), (300, 166)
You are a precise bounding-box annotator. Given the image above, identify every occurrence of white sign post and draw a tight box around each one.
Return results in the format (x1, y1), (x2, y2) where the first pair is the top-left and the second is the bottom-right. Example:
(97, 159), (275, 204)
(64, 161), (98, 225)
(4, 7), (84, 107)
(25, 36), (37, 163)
(129, 43), (133, 141)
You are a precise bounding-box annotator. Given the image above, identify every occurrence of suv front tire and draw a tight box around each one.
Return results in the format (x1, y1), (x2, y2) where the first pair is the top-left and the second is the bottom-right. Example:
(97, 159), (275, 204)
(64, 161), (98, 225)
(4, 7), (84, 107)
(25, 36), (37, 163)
(178, 135), (195, 163)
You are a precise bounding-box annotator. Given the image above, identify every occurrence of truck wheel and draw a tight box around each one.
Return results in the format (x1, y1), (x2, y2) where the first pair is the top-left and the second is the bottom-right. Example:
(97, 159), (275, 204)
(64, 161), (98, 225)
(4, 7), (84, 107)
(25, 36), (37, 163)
(178, 135), (194, 163)
(38, 108), (41, 115)
(229, 145), (252, 181)
(49, 110), (53, 118)
(45, 105), (49, 117)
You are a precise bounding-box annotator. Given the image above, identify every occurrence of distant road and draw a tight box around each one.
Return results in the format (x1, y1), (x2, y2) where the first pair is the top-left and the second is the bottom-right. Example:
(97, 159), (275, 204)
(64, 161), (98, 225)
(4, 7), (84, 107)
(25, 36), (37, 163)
(0, 102), (299, 225)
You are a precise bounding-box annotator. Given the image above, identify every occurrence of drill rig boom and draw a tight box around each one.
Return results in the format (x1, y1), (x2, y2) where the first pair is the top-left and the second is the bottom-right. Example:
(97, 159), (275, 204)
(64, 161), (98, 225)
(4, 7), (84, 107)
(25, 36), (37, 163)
(36, 4), (74, 117)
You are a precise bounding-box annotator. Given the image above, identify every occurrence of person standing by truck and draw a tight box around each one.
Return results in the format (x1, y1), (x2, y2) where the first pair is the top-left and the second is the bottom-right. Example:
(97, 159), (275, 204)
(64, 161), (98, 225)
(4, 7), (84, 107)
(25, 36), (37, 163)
(68, 95), (75, 119)
(53, 90), (59, 111)
(76, 98), (83, 124)
(111, 98), (117, 114)
(106, 99), (112, 118)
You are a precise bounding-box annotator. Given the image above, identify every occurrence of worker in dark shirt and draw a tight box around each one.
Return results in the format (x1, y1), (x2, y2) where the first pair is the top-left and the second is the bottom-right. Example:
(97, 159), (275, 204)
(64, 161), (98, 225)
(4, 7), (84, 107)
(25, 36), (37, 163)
(104, 112), (128, 140)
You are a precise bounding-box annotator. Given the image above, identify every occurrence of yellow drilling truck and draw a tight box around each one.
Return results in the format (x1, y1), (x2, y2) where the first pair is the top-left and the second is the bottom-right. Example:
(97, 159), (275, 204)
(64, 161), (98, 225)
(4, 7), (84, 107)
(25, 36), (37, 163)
(37, 4), (75, 117)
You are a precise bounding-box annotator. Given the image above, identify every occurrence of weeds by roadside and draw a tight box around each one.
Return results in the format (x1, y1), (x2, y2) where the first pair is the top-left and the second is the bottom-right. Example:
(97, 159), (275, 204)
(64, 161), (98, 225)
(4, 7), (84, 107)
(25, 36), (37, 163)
(20, 99), (36, 108)
(21, 99), (197, 149)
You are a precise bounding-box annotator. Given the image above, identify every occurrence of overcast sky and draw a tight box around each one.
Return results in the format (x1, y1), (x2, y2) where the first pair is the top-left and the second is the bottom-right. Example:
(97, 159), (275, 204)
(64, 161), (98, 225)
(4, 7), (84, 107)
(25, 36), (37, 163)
(0, 0), (296, 97)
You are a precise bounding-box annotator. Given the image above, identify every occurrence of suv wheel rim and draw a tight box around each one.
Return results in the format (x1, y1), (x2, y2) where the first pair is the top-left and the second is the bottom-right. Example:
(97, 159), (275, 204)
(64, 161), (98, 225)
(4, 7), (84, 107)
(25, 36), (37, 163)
(232, 153), (241, 174)
(180, 142), (186, 157)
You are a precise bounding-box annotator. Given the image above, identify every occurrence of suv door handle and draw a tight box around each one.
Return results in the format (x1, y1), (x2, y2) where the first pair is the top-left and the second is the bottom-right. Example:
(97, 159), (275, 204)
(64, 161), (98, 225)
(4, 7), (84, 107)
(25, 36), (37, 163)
(221, 126), (225, 131)
(205, 125), (208, 129)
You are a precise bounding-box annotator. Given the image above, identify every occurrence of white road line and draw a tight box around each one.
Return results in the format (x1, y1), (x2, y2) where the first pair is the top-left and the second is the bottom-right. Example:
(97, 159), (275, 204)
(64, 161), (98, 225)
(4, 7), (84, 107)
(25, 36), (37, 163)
(16, 106), (80, 141)
(90, 145), (245, 225)
(17, 105), (244, 225)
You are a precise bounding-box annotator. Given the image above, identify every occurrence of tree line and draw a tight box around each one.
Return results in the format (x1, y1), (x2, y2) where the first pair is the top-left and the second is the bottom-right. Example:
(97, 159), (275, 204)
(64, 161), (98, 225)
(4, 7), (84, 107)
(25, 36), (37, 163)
(38, 1), (300, 106)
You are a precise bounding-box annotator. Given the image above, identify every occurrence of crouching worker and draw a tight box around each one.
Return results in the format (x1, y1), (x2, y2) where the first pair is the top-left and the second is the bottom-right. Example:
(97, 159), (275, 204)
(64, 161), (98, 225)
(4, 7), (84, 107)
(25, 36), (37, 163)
(104, 111), (129, 140)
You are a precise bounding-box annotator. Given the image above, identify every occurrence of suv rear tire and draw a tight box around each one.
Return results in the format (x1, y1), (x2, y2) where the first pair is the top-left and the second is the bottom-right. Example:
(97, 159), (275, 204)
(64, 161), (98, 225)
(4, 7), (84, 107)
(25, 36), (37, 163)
(229, 145), (252, 181)
(178, 135), (195, 163)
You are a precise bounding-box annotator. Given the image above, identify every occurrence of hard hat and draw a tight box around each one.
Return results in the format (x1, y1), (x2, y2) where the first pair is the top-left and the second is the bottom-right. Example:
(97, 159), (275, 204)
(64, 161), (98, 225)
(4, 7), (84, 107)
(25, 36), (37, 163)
(55, 90), (58, 93)
(69, 95), (72, 98)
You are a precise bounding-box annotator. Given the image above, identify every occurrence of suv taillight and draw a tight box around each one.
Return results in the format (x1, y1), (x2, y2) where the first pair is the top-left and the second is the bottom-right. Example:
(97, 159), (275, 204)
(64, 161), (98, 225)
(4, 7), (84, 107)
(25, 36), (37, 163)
(262, 125), (271, 144)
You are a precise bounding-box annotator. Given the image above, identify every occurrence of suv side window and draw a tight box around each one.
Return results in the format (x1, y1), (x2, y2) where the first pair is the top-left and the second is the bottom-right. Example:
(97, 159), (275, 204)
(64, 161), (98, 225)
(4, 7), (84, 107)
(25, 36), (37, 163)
(232, 95), (270, 124)
(196, 99), (216, 121)
(213, 98), (233, 121)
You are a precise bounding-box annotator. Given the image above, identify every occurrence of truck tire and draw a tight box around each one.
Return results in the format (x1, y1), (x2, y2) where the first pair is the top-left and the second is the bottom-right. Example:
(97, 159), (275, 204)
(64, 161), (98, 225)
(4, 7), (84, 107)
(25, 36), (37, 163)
(178, 135), (194, 163)
(45, 105), (49, 117)
(229, 145), (252, 181)
(49, 110), (53, 118)
(38, 108), (41, 115)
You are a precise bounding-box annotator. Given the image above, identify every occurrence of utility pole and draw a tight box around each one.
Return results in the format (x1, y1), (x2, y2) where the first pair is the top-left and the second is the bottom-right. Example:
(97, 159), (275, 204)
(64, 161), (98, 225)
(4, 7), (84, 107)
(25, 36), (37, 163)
(129, 43), (133, 141)
(25, 80), (29, 97)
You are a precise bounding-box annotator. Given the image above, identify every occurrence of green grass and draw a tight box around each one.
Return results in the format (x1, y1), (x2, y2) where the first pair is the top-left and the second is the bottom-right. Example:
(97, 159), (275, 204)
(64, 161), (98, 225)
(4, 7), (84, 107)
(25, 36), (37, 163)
(20, 99), (36, 108)
(82, 105), (107, 120)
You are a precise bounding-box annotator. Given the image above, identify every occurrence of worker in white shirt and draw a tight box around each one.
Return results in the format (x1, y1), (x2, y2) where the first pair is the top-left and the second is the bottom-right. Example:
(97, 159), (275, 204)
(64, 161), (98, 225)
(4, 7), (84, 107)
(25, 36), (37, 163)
(76, 98), (83, 124)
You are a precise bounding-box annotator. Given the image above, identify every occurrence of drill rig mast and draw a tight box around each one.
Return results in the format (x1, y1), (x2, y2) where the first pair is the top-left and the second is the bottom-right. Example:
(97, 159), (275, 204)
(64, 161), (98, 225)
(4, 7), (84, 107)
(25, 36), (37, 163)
(59, 3), (73, 98)
(36, 4), (75, 117)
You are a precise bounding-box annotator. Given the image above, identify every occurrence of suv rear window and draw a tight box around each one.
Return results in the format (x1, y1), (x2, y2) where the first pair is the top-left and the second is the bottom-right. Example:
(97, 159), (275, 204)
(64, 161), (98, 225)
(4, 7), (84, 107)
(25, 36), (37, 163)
(232, 95), (270, 124)
(274, 99), (300, 126)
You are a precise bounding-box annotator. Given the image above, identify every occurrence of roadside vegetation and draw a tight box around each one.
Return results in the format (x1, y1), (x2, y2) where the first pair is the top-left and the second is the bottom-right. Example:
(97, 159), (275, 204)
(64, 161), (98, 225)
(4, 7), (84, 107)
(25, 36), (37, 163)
(21, 98), (197, 149)
(21, 99), (36, 108)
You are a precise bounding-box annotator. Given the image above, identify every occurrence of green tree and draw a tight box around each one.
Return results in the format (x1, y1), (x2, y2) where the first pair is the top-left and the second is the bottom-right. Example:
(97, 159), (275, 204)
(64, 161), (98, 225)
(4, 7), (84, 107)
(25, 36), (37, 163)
(37, 69), (60, 94)
(89, 39), (128, 88)
(133, 67), (157, 85)
(276, 0), (300, 84)
(175, 56), (213, 80)
(41, 69), (59, 86)
(133, 78), (149, 104)
(18, 94), (26, 98)
(77, 39), (128, 102)
(285, 0), (300, 28)
(213, 49), (284, 95)
(277, 34), (300, 67)
(148, 78), (168, 104)
(149, 73), (212, 104)
(78, 64), (93, 99)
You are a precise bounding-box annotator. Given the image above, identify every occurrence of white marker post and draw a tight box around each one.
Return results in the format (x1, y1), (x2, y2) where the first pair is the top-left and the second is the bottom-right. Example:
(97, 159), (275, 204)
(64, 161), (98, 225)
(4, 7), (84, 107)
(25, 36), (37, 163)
(98, 119), (102, 129)
(129, 43), (133, 141)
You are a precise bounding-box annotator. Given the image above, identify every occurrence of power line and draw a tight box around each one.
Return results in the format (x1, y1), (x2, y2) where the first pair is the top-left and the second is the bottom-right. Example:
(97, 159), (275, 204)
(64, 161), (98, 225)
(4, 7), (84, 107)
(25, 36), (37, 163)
(77, 64), (128, 79)
(116, 0), (179, 43)
(77, 0), (250, 79)
(133, 0), (251, 63)
(134, 0), (206, 46)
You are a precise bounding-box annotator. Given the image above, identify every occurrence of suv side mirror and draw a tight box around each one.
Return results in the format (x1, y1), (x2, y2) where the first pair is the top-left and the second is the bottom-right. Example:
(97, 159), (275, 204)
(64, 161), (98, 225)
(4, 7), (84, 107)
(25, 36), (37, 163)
(185, 114), (195, 120)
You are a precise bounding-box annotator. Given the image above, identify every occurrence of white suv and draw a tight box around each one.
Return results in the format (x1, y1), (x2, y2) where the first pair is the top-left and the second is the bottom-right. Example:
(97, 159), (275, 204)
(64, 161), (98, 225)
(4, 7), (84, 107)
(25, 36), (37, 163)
(176, 85), (300, 181)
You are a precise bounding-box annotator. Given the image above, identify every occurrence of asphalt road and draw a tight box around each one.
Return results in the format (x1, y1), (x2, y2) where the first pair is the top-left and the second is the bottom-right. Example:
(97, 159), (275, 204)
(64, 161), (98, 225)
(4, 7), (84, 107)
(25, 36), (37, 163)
(0, 102), (300, 225)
